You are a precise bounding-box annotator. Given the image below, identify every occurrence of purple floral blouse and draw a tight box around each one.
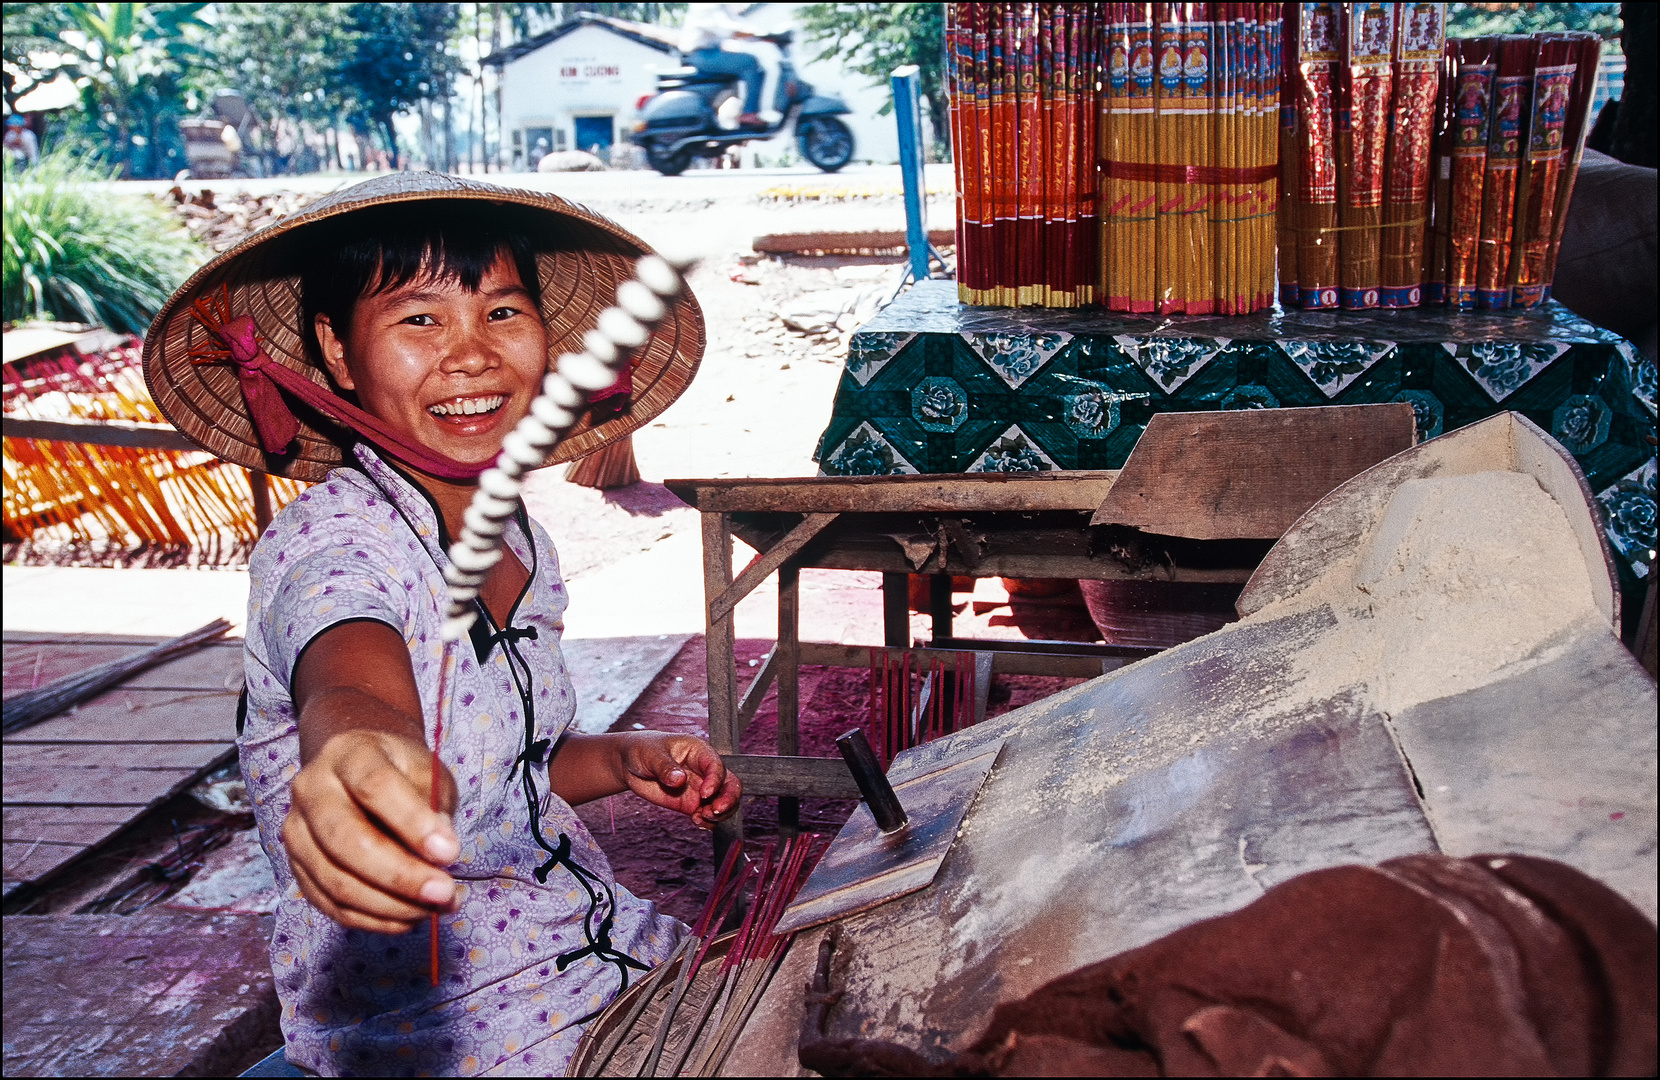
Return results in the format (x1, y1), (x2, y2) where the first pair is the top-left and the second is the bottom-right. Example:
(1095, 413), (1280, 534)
(240, 444), (683, 1077)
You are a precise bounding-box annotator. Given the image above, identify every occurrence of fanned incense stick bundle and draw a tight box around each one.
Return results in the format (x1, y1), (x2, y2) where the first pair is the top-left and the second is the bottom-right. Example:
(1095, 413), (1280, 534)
(1508, 34), (1575, 307)
(1474, 35), (1532, 310)
(1337, 3), (1394, 310)
(1380, 2), (1446, 307)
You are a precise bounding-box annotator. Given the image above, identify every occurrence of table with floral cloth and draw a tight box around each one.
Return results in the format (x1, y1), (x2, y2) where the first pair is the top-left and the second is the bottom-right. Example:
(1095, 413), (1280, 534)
(815, 279), (1656, 589)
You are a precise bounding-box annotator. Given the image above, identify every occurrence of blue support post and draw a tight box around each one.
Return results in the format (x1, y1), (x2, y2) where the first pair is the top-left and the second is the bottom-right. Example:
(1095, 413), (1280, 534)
(891, 64), (930, 283)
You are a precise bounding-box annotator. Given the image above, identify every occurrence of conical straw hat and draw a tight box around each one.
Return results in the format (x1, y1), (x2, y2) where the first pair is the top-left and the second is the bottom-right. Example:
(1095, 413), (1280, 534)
(143, 172), (703, 482)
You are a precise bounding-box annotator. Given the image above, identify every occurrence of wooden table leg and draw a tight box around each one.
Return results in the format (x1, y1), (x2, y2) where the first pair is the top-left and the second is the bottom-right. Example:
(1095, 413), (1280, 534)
(882, 572), (909, 648)
(777, 563), (800, 839)
(702, 512), (743, 863)
(929, 573), (952, 643)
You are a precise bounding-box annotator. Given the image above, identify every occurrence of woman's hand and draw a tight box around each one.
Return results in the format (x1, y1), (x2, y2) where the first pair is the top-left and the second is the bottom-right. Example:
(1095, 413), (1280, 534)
(618, 732), (742, 829)
(283, 724), (461, 934)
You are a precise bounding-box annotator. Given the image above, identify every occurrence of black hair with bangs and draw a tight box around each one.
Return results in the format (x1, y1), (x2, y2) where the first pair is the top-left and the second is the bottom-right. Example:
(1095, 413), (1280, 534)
(298, 201), (544, 366)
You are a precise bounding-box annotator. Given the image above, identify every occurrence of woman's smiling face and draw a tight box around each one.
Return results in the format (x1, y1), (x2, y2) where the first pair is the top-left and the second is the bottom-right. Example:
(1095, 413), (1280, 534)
(314, 250), (547, 468)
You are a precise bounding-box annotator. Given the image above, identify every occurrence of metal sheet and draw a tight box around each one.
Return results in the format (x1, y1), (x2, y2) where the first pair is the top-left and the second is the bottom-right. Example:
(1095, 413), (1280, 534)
(776, 744), (1005, 935)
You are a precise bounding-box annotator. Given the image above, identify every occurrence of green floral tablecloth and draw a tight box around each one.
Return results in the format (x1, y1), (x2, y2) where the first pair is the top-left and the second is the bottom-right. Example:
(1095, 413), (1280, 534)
(816, 280), (1656, 585)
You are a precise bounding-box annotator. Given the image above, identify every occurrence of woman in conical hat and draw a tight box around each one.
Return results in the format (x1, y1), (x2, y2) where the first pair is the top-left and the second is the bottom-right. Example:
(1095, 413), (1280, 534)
(144, 173), (735, 1076)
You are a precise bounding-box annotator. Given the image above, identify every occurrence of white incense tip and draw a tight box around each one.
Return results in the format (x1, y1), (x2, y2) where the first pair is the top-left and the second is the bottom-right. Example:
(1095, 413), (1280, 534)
(596, 307), (649, 349)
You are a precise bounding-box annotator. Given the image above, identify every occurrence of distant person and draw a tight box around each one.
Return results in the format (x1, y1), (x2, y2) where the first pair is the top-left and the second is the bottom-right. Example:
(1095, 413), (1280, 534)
(532, 135), (550, 168)
(678, 2), (767, 130)
(4, 114), (39, 168)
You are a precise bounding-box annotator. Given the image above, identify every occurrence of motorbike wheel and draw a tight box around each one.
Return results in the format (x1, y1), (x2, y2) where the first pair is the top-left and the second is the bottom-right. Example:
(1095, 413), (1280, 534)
(646, 141), (692, 177)
(798, 117), (854, 173)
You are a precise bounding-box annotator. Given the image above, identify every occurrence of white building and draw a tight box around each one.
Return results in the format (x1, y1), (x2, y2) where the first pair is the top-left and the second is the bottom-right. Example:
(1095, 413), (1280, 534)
(486, 7), (900, 168)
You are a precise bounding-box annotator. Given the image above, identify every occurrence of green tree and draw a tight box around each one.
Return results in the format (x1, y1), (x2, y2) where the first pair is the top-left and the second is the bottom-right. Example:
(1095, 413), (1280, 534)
(200, 3), (352, 174)
(61, 4), (209, 177)
(798, 2), (949, 159)
(339, 2), (463, 168)
(2, 4), (75, 113)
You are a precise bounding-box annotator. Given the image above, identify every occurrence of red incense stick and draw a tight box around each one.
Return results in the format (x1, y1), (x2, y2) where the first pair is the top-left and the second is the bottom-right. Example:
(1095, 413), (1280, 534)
(429, 645), (452, 988)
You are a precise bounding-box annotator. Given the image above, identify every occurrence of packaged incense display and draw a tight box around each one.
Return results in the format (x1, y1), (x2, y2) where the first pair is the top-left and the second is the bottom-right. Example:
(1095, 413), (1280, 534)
(947, 4), (982, 303)
(1155, 4), (1184, 314)
(1508, 34), (1574, 307)
(1127, 5), (1158, 312)
(1541, 31), (1602, 301)
(1016, 2), (1040, 305)
(1445, 36), (1497, 310)
(1102, 6), (1132, 306)
(1075, 6), (1099, 305)
(1474, 35), (1531, 310)
(1422, 39), (1457, 304)
(1379, 2), (1445, 308)
(1336, 3), (1394, 310)
(1183, 5), (1215, 315)
(1277, 1), (1300, 305)
(1294, 2), (1341, 309)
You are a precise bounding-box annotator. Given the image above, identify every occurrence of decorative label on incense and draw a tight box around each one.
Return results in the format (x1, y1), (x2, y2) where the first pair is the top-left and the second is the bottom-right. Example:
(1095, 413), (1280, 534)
(1338, 3), (1394, 310)
(1380, 2), (1445, 309)
(1511, 60), (1574, 307)
(1447, 51), (1496, 310)
(1476, 53), (1531, 310)
(1296, 3), (1340, 310)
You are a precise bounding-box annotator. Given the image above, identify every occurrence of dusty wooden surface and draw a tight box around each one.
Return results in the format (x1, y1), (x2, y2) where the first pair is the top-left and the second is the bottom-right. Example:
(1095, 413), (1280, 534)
(1091, 403), (1417, 540)
(1, 910), (277, 1077)
(666, 471), (1120, 514)
(2, 633), (242, 894)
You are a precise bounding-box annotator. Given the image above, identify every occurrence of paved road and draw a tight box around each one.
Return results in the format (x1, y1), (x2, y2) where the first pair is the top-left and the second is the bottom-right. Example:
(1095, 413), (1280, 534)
(107, 163), (958, 258)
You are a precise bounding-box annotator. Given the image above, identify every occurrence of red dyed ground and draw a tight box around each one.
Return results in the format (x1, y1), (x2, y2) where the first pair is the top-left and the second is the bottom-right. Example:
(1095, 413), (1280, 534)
(574, 585), (1097, 927)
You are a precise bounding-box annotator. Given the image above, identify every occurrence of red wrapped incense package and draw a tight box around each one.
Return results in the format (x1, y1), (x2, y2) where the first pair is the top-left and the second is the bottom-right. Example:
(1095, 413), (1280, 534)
(1277, 1), (1300, 306)
(1075, 4), (1099, 305)
(1337, 3), (1394, 310)
(1128, 5), (1158, 311)
(1215, 3), (1239, 313)
(1039, 4), (1057, 305)
(1421, 37), (1457, 304)
(1054, 2), (1074, 306)
(1508, 34), (1575, 307)
(1541, 31), (1601, 302)
(991, 4), (1014, 305)
(1379, 2), (1445, 308)
(1474, 35), (1531, 310)
(1446, 35), (1497, 310)
(1294, 2), (1341, 309)
(949, 4), (982, 304)
(1016, 3), (1040, 305)
(1155, 3), (1184, 313)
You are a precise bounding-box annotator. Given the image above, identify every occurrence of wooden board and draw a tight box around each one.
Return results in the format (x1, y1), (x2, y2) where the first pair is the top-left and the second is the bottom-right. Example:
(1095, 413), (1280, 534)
(1091, 403), (1417, 539)
(3, 640), (245, 696)
(4, 689), (240, 744)
(666, 471), (1120, 514)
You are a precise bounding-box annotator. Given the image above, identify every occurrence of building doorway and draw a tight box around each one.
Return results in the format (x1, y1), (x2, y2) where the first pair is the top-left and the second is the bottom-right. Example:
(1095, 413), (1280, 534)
(573, 115), (614, 161)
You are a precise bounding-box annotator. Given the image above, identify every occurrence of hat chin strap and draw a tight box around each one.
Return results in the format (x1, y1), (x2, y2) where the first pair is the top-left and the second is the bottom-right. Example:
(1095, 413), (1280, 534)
(190, 305), (491, 481)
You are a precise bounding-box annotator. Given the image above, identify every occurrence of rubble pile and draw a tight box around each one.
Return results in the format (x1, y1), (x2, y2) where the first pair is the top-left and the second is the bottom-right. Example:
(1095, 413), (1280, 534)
(164, 188), (320, 252)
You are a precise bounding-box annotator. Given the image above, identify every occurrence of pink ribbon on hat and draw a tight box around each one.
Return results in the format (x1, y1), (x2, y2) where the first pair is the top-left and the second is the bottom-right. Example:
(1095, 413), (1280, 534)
(190, 295), (491, 481)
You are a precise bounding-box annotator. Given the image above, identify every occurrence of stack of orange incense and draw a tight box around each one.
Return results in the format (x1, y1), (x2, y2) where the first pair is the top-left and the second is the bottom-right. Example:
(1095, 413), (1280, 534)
(947, 3), (1100, 307)
(1097, 3), (1282, 314)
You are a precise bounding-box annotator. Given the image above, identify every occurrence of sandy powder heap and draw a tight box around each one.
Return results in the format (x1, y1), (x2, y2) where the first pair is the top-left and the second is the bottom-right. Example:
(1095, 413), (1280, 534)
(1263, 470), (1599, 716)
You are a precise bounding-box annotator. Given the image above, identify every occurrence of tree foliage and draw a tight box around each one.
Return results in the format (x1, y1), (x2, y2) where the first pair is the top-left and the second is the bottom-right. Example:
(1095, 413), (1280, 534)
(797, 3), (949, 159)
(339, 2), (462, 168)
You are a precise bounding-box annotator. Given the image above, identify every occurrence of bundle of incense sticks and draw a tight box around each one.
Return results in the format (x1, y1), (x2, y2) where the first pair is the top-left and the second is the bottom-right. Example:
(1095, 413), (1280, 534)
(1379, 2), (1446, 307)
(1421, 34), (1457, 304)
(1419, 30), (1601, 310)
(948, 3), (1099, 307)
(1277, 1), (1301, 305)
(869, 650), (981, 765)
(1473, 34), (1534, 309)
(1092, 3), (1281, 315)
(1291, 1), (1342, 308)
(1336, 3), (1396, 309)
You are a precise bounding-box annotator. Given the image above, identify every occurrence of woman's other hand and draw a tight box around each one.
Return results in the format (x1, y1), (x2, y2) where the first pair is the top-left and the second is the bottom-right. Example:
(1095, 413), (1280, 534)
(619, 732), (742, 829)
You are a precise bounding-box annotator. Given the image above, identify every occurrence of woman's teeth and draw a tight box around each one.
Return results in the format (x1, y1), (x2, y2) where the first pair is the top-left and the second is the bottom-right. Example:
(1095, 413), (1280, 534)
(428, 395), (505, 417)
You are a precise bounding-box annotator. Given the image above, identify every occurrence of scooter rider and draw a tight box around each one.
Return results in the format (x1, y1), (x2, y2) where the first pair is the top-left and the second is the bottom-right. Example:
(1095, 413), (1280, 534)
(677, 3), (768, 130)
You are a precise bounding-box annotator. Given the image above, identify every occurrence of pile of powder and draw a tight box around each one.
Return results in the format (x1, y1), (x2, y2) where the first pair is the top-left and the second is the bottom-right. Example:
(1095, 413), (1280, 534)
(1263, 470), (1599, 716)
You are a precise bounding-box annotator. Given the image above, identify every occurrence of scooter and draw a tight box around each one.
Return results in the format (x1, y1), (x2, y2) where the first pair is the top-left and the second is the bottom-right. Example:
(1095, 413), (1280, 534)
(635, 32), (856, 176)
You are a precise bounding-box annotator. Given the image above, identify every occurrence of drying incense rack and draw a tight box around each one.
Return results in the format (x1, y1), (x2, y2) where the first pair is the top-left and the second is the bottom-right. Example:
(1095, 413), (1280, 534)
(666, 401), (1421, 855)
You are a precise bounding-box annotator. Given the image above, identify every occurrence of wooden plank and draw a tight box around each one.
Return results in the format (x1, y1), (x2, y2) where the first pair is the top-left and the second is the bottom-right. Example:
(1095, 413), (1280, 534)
(3, 690), (240, 744)
(4, 805), (138, 847)
(2, 764), (206, 806)
(708, 512), (839, 623)
(777, 564), (802, 837)
(666, 471), (1119, 514)
(802, 545), (1257, 582)
(2, 642), (243, 696)
(2, 415), (199, 451)
(1091, 403), (1417, 539)
(752, 227), (956, 255)
(701, 512), (743, 860)
(2, 742), (233, 770)
(3, 839), (92, 883)
(798, 640), (1134, 679)
(723, 755), (861, 799)
(972, 652), (995, 726)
